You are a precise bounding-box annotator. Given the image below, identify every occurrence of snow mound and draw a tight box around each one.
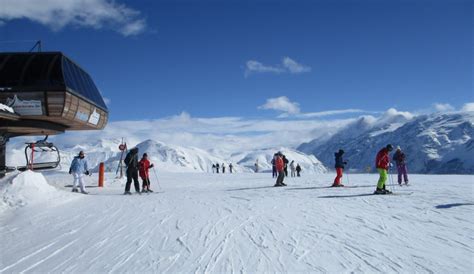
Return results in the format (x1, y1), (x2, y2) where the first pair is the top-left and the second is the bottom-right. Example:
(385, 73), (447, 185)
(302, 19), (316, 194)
(1, 171), (61, 208)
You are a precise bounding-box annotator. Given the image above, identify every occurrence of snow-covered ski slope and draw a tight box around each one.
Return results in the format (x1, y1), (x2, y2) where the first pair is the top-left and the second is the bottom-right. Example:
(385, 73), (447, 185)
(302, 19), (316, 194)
(0, 171), (473, 273)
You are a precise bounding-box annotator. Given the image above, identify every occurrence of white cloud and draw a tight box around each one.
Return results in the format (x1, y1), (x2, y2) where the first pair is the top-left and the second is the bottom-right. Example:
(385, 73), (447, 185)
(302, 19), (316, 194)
(245, 57), (311, 77)
(44, 113), (353, 154)
(433, 103), (455, 112)
(461, 102), (474, 112)
(244, 60), (284, 77)
(282, 57), (311, 74)
(0, 0), (146, 36)
(383, 108), (414, 119)
(298, 109), (366, 118)
(258, 96), (300, 115)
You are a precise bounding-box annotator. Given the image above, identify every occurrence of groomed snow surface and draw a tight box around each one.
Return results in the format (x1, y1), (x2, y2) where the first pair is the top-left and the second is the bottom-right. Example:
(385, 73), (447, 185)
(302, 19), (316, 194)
(0, 171), (473, 273)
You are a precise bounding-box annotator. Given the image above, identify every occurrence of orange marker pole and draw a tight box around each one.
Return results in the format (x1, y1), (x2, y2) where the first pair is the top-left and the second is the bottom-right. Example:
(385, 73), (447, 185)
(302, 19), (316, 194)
(98, 162), (104, 187)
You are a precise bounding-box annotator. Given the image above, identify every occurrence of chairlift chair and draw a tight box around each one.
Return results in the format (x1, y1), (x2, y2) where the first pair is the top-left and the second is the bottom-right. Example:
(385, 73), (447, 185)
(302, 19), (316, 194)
(17, 136), (61, 171)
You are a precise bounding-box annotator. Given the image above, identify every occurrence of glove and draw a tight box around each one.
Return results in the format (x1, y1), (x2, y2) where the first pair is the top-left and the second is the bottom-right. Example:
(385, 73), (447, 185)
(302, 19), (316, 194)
(69, 169), (72, 174)
(149, 164), (154, 168)
(344, 161), (348, 165)
(85, 171), (90, 176)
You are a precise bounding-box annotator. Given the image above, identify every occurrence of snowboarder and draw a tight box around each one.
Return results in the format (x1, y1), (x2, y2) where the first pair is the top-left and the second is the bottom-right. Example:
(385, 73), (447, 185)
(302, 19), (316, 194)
(212, 164), (215, 173)
(69, 151), (90, 194)
(271, 154), (277, 178)
(139, 153), (154, 193)
(274, 152), (286, 187)
(332, 149), (347, 187)
(374, 144), (394, 194)
(393, 146), (409, 185)
(124, 147), (141, 195)
(296, 164), (302, 177)
(229, 163), (233, 173)
(222, 163), (226, 173)
(290, 160), (296, 177)
(216, 163), (220, 173)
(283, 155), (289, 177)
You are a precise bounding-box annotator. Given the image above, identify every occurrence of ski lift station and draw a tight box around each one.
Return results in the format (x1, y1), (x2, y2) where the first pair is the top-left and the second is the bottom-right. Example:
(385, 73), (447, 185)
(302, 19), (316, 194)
(0, 51), (109, 176)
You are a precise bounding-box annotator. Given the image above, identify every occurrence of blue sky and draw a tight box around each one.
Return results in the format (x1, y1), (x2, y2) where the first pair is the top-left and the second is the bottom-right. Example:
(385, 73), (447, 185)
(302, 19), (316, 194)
(0, 0), (472, 121)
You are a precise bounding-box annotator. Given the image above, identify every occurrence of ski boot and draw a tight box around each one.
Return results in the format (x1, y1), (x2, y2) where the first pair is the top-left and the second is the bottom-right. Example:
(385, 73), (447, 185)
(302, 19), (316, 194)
(124, 191), (132, 195)
(80, 191), (89, 195)
(141, 189), (148, 193)
(374, 188), (386, 195)
(147, 189), (153, 193)
(72, 188), (79, 193)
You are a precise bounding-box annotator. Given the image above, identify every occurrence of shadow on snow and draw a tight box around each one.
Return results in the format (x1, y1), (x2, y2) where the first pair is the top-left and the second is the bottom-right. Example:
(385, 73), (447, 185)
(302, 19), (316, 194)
(435, 203), (474, 209)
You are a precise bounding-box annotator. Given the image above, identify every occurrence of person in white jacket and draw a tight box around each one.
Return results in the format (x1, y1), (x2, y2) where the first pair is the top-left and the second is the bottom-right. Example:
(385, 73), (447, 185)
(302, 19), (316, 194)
(290, 160), (296, 177)
(69, 151), (90, 194)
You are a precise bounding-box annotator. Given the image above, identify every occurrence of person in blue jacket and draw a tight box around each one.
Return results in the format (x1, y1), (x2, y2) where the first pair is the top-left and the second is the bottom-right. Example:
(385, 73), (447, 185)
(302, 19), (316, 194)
(69, 151), (90, 194)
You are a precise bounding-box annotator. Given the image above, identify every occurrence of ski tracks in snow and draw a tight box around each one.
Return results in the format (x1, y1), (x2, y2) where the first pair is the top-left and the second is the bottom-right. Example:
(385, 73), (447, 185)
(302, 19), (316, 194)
(0, 173), (473, 273)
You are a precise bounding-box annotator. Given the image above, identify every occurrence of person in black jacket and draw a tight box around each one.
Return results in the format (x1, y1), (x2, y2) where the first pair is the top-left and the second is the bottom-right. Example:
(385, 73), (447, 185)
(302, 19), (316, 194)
(332, 149), (347, 187)
(271, 154), (277, 178)
(296, 164), (302, 177)
(283, 155), (289, 177)
(393, 146), (409, 185)
(124, 147), (141, 195)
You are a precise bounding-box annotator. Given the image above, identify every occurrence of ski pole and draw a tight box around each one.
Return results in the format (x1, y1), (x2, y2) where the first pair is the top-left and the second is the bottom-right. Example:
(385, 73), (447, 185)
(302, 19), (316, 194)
(388, 167), (395, 193)
(345, 165), (350, 185)
(151, 167), (163, 191)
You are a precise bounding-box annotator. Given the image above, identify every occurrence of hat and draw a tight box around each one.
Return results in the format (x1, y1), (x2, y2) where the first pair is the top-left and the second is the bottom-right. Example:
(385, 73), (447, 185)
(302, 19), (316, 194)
(338, 149), (345, 154)
(386, 144), (394, 151)
(78, 151), (85, 156)
(396, 146), (401, 150)
(143, 153), (148, 157)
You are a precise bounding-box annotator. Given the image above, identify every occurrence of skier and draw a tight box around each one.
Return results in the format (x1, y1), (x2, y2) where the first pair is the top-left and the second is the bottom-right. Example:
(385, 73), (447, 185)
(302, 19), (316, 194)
(216, 163), (220, 173)
(274, 152), (286, 187)
(271, 154), (277, 178)
(139, 153), (154, 193)
(290, 160), (296, 177)
(124, 147), (141, 195)
(212, 164), (215, 173)
(332, 149), (347, 187)
(69, 151), (90, 194)
(222, 163), (226, 173)
(283, 155), (289, 177)
(374, 144), (394, 194)
(229, 163), (233, 173)
(296, 164), (302, 177)
(255, 160), (259, 173)
(393, 146), (409, 185)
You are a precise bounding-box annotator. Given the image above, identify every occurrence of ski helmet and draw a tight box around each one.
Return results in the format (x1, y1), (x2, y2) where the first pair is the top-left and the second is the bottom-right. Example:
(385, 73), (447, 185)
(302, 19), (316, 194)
(338, 149), (344, 154)
(386, 144), (394, 151)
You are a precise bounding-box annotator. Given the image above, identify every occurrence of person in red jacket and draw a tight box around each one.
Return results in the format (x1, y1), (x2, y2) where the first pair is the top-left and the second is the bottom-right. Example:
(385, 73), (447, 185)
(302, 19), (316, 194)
(374, 144), (394, 194)
(139, 153), (154, 193)
(274, 152), (287, 187)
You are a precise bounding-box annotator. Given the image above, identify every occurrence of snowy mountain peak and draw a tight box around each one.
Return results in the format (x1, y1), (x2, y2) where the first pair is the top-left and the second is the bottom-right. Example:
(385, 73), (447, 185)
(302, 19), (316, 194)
(299, 111), (474, 174)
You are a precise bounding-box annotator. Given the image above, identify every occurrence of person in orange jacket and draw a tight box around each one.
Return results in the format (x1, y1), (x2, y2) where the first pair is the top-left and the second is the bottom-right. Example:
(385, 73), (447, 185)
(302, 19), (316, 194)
(274, 152), (287, 187)
(139, 153), (154, 193)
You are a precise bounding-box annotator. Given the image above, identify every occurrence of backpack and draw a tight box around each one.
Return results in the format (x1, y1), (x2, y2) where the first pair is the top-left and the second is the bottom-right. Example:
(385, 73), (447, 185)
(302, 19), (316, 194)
(124, 152), (132, 166)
